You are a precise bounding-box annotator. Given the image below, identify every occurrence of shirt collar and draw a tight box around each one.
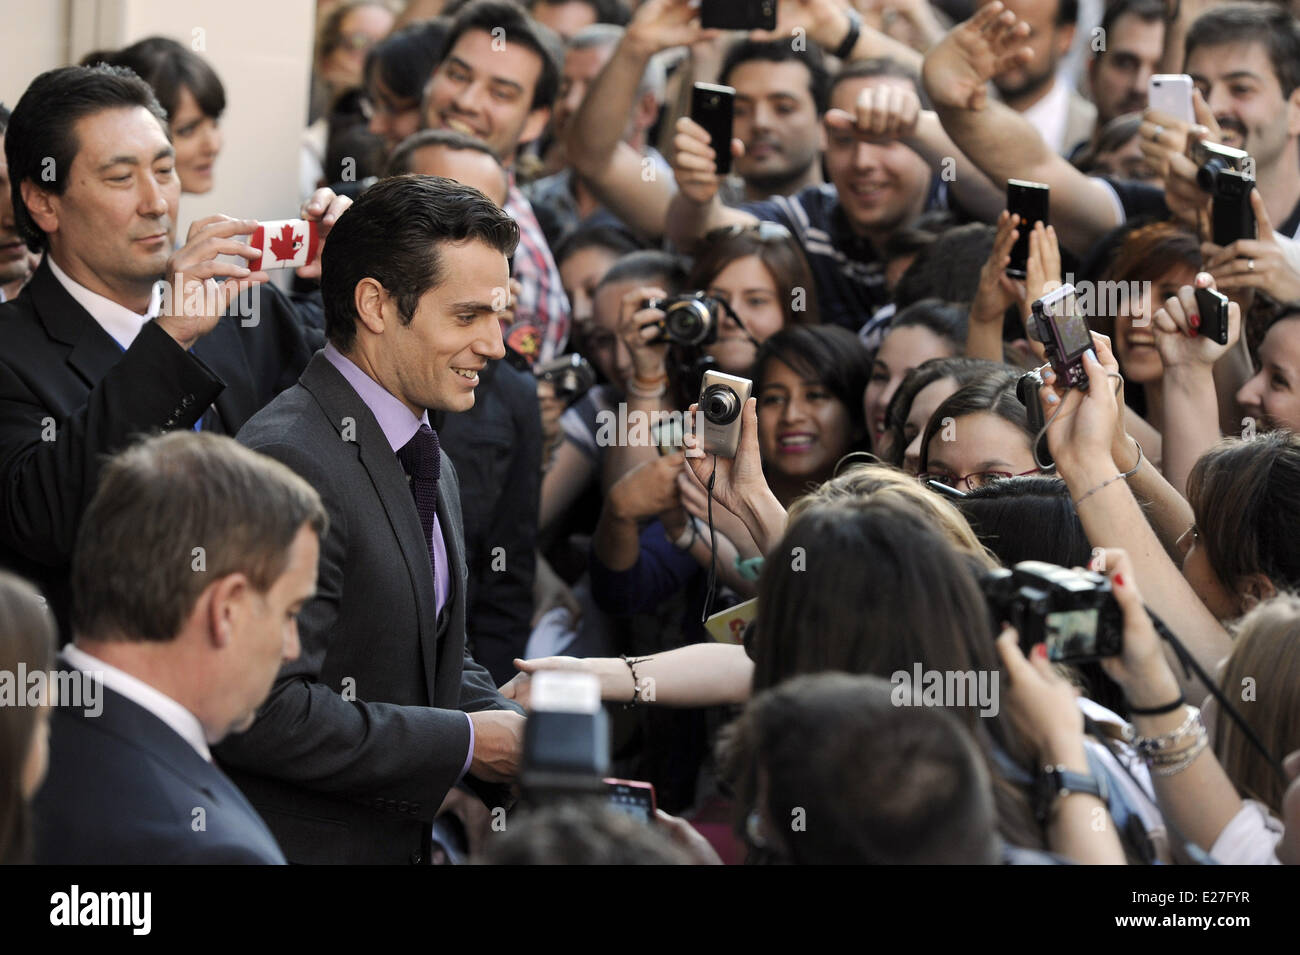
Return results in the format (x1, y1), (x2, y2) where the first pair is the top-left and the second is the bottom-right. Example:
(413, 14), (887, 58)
(46, 255), (160, 350)
(322, 342), (428, 452)
(61, 643), (212, 762)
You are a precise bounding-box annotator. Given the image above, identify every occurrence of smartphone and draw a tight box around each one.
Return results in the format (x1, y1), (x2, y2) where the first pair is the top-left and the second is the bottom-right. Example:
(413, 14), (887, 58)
(605, 778), (657, 823)
(248, 219), (320, 271)
(1212, 171), (1257, 246)
(1148, 74), (1195, 124)
(691, 83), (736, 178)
(1195, 286), (1231, 346)
(1005, 180), (1050, 279)
(1030, 284), (1091, 390)
(699, 0), (777, 30)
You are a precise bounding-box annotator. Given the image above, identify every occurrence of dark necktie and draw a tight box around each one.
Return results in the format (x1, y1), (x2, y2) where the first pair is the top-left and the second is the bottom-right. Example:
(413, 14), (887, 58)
(396, 423), (441, 589)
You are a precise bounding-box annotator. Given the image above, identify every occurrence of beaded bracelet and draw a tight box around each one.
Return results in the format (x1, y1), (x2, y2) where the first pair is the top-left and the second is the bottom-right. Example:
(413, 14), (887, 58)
(1131, 705), (1201, 756)
(620, 655), (650, 706)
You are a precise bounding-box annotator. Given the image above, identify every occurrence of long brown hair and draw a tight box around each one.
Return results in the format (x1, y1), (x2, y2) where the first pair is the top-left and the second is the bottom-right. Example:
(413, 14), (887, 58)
(0, 572), (56, 864)
(688, 226), (821, 327)
(1216, 594), (1300, 812)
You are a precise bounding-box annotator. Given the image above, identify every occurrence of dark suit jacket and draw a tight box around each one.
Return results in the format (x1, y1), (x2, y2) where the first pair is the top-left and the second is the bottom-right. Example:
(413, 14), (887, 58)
(435, 358), (540, 684)
(33, 670), (286, 864)
(0, 261), (314, 632)
(215, 352), (524, 864)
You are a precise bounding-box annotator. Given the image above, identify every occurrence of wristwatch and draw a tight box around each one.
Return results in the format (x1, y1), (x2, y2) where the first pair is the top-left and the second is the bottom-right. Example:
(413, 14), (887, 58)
(1033, 764), (1108, 823)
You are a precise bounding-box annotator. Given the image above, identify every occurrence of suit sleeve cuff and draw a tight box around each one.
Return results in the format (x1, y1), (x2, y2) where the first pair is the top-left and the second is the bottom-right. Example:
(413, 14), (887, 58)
(457, 711), (474, 784)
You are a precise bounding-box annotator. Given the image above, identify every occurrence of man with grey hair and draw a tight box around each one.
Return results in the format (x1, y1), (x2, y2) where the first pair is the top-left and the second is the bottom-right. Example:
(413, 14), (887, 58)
(526, 23), (670, 247)
(32, 431), (326, 864)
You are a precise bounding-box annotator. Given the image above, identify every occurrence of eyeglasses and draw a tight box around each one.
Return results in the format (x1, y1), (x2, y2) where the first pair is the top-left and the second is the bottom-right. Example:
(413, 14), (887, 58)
(918, 468), (1040, 491)
(704, 221), (793, 243)
(358, 93), (418, 120)
(1176, 523), (1200, 556)
(339, 32), (378, 53)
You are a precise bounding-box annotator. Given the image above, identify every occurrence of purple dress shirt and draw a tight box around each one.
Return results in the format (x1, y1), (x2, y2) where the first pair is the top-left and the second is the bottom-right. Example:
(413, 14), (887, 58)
(322, 344), (474, 782)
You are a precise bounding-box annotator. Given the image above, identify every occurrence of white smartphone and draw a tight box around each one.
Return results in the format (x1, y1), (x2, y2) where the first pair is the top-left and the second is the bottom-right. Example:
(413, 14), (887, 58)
(1148, 74), (1194, 124)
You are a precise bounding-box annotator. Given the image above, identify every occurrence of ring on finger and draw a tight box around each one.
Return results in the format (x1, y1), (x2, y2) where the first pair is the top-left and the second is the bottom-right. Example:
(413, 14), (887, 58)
(1248, 258), (1256, 271)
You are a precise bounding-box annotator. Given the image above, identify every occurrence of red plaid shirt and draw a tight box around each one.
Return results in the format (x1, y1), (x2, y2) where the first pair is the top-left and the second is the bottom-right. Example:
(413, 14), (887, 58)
(505, 181), (570, 362)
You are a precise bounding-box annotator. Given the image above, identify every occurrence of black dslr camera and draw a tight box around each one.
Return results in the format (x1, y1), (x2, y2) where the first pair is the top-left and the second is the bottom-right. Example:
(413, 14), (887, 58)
(533, 353), (596, 404)
(644, 292), (724, 347)
(982, 561), (1124, 663)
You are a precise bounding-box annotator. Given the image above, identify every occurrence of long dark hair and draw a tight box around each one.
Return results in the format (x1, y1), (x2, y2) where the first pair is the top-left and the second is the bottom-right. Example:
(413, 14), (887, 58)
(96, 36), (226, 124)
(748, 500), (1045, 849)
(688, 226), (821, 328)
(0, 573), (56, 864)
(752, 325), (872, 460)
(880, 358), (1012, 467)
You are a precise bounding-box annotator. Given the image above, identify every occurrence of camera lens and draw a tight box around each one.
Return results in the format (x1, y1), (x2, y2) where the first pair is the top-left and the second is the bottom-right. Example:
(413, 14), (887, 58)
(702, 384), (740, 424)
(665, 300), (713, 346)
(1197, 157), (1228, 192)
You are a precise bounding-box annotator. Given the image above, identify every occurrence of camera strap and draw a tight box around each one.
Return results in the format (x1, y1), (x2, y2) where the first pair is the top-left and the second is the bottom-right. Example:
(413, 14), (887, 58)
(700, 456), (721, 624)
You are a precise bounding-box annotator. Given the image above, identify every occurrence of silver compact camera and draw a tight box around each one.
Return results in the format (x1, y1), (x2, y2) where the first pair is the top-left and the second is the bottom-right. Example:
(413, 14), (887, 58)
(697, 370), (752, 458)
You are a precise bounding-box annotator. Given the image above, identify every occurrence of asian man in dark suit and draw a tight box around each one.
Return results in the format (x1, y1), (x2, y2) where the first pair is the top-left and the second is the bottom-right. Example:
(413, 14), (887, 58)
(0, 65), (346, 634)
(215, 174), (527, 865)
(33, 431), (326, 864)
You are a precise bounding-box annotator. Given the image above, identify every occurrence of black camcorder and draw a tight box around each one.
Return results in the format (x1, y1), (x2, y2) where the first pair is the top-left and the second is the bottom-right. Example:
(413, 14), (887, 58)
(644, 292), (724, 347)
(982, 561), (1124, 664)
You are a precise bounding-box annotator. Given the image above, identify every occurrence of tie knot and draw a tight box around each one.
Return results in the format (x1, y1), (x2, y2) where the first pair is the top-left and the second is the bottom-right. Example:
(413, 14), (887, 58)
(398, 424), (441, 482)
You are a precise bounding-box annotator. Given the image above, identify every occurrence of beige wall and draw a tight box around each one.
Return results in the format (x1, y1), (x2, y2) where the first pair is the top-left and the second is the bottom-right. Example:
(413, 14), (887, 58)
(0, 0), (315, 238)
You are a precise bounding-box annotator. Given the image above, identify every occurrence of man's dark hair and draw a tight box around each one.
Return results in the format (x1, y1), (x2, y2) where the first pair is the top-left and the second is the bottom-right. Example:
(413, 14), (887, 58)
(444, 0), (564, 110)
(478, 802), (693, 864)
(831, 57), (924, 103)
(94, 36), (226, 123)
(724, 672), (1001, 864)
(385, 128), (503, 177)
(1185, 1), (1300, 97)
(594, 249), (686, 293)
(528, 0), (631, 26)
(321, 174), (520, 351)
(1098, 0), (1168, 44)
(5, 65), (170, 252)
(364, 18), (451, 104)
(1056, 0), (1079, 26)
(72, 432), (328, 644)
(894, 222), (997, 309)
(720, 39), (831, 115)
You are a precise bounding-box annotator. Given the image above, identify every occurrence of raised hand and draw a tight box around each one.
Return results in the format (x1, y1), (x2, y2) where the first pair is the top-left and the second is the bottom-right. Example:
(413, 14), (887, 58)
(155, 214), (269, 350)
(1151, 271), (1241, 370)
(671, 116), (743, 206)
(1203, 189), (1300, 302)
(921, 1), (1032, 112)
(295, 186), (351, 281)
(823, 80), (921, 141)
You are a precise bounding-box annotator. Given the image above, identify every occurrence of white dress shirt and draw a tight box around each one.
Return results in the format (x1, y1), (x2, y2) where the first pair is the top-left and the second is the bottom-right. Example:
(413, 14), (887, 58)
(62, 643), (212, 762)
(47, 256), (160, 350)
(1019, 77), (1072, 157)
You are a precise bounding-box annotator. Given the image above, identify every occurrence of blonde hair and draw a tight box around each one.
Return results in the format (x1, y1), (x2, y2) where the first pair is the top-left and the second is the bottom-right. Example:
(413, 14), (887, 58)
(1216, 593), (1300, 812)
(788, 463), (997, 570)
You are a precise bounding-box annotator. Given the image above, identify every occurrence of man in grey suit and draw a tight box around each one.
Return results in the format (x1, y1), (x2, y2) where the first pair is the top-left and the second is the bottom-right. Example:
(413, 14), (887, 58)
(215, 174), (527, 865)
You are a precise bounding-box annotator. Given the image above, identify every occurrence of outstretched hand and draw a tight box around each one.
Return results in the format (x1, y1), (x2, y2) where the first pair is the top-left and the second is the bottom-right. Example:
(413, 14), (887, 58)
(922, 1), (1032, 112)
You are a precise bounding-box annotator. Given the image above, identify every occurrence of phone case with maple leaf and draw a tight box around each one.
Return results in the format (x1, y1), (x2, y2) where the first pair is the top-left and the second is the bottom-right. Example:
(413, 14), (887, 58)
(248, 219), (321, 271)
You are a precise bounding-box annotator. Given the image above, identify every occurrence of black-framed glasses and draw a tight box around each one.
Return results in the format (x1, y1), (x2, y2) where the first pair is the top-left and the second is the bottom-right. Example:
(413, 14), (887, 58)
(918, 468), (1040, 491)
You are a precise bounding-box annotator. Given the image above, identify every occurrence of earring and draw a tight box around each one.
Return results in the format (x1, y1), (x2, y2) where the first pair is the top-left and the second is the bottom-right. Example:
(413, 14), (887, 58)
(745, 810), (768, 849)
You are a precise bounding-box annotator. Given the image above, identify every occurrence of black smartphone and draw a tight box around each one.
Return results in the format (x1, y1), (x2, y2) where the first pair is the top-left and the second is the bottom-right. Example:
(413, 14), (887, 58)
(691, 83), (736, 178)
(1212, 171), (1256, 247)
(1006, 179), (1050, 279)
(605, 778), (657, 823)
(700, 0), (777, 30)
(1195, 286), (1231, 346)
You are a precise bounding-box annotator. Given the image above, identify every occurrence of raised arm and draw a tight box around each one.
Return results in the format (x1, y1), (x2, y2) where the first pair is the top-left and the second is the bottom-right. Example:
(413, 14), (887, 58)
(922, 3), (1122, 256)
(566, 0), (712, 240)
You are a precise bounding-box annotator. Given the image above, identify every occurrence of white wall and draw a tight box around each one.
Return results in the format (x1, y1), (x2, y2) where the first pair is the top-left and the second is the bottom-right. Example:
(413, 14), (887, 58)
(0, 0), (315, 239)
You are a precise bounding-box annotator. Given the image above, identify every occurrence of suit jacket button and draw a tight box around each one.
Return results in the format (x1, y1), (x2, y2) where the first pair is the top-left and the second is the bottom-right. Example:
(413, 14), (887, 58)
(409, 851), (423, 864)
(399, 800), (409, 812)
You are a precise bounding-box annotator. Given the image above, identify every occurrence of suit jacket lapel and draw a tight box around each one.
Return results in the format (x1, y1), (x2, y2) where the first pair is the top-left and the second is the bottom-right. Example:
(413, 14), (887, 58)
(28, 261), (128, 389)
(298, 354), (442, 699)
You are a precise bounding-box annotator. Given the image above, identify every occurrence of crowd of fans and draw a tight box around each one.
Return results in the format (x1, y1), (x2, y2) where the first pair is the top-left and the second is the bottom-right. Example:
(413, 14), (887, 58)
(2, 0), (1300, 867)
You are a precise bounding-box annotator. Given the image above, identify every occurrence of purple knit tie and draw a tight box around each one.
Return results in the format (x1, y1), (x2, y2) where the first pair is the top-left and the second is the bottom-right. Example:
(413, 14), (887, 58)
(397, 423), (441, 588)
